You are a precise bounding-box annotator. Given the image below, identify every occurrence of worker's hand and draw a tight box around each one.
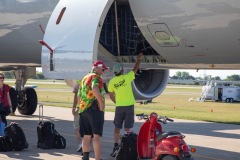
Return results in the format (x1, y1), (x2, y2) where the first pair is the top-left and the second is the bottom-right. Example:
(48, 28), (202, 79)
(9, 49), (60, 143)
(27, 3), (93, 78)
(72, 107), (76, 116)
(137, 52), (143, 61)
(99, 102), (105, 111)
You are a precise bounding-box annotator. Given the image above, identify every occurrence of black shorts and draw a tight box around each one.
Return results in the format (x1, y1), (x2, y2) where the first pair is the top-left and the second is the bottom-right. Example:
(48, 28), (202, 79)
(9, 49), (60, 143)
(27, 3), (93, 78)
(114, 105), (134, 129)
(80, 105), (104, 137)
(77, 114), (84, 137)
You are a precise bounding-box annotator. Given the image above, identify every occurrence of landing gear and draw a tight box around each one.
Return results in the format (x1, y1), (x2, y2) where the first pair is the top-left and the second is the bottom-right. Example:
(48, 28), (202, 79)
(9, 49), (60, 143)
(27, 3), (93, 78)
(17, 87), (38, 115)
(12, 67), (38, 115)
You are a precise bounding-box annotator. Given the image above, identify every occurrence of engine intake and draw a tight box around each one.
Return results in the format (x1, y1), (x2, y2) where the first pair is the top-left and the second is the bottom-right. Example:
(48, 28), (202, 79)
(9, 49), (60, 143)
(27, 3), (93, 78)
(132, 69), (169, 100)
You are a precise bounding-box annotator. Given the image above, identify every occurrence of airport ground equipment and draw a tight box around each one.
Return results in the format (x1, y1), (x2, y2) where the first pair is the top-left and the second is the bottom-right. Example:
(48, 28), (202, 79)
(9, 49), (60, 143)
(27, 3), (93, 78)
(136, 113), (196, 160)
(200, 81), (240, 102)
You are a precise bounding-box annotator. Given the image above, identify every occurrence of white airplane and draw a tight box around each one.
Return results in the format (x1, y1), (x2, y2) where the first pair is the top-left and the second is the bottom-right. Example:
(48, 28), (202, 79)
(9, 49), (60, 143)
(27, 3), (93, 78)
(1, 0), (240, 115)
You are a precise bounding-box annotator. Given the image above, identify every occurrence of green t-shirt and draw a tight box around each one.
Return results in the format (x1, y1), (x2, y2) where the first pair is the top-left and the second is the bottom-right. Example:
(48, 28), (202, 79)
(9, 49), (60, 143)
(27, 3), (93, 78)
(108, 71), (135, 106)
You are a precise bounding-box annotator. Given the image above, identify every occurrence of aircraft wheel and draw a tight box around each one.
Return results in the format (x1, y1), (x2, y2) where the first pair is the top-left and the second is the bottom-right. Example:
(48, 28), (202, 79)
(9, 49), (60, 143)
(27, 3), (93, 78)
(226, 98), (229, 103)
(9, 87), (18, 113)
(230, 98), (233, 103)
(162, 155), (178, 160)
(18, 87), (38, 115)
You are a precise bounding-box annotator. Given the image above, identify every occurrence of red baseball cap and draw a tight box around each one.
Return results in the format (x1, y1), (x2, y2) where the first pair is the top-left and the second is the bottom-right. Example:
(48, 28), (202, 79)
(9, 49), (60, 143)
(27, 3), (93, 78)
(93, 60), (108, 70)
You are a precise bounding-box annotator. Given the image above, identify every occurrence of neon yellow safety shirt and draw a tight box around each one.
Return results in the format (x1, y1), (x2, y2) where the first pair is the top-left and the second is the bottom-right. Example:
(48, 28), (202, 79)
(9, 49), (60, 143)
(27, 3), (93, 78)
(108, 71), (135, 106)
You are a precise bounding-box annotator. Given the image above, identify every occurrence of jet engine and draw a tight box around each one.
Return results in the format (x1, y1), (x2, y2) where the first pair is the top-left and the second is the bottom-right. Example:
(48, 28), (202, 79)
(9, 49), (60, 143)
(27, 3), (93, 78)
(42, 0), (169, 100)
(133, 69), (169, 100)
(99, 2), (169, 100)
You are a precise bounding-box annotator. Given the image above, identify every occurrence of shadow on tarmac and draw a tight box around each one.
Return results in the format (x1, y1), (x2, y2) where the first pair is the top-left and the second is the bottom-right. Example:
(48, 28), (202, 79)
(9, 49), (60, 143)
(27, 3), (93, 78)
(1, 109), (239, 160)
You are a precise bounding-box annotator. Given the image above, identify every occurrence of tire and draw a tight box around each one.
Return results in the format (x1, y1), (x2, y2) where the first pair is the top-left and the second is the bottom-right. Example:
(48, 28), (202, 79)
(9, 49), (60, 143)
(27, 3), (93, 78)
(230, 98), (233, 103)
(162, 155), (178, 160)
(9, 87), (18, 113)
(18, 87), (38, 115)
(226, 98), (229, 103)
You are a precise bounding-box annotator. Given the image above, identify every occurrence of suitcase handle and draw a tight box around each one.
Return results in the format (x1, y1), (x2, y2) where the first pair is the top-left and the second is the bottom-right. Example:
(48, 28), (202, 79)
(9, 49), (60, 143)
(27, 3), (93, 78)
(38, 103), (43, 122)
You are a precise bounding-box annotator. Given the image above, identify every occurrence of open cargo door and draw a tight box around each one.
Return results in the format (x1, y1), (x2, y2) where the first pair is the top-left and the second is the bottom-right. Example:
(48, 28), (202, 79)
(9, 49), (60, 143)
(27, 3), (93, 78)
(41, 0), (113, 79)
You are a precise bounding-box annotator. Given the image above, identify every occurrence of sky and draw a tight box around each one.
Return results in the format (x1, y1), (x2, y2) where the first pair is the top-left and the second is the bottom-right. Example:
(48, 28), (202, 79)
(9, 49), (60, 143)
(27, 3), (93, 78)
(169, 69), (240, 79)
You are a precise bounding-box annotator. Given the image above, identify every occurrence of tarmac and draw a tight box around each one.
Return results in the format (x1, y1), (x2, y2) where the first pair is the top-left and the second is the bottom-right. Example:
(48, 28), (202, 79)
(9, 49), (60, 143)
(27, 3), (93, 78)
(0, 105), (240, 160)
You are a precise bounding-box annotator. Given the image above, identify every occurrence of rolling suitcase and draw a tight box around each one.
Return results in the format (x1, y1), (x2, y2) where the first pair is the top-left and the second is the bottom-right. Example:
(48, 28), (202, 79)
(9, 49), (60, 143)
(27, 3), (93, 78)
(37, 104), (55, 149)
(4, 122), (28, 151)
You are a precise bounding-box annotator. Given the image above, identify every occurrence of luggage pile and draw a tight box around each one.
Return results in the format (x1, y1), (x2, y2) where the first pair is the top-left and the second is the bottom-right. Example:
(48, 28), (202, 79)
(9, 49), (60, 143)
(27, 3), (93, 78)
(0, 104), (66, 152)
(0, 122), (28, 152)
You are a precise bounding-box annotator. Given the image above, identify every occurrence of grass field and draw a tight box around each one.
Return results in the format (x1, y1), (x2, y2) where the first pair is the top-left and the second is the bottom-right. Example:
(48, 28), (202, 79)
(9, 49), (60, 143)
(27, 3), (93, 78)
(6, 79), (240, 125)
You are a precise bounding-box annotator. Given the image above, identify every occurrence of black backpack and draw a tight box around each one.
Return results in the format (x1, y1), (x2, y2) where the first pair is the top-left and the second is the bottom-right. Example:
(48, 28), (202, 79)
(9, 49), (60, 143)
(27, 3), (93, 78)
(0, 136), (12, 152)
(4, 122), (28, 151)
(115, 132), (138, 160)
(53, 129), (66, 149)
(37, 121), (55, 149)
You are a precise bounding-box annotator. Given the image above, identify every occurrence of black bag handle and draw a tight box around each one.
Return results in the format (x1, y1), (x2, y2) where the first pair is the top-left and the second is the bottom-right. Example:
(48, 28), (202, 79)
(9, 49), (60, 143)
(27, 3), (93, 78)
(39, 104), (44, 122)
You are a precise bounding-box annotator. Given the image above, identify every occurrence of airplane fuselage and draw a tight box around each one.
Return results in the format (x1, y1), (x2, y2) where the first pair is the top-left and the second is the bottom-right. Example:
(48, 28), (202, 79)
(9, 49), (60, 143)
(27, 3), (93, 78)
(130, 0), (240, 68)
(0, 0), (58, 70)
(1, 0), (240, 72)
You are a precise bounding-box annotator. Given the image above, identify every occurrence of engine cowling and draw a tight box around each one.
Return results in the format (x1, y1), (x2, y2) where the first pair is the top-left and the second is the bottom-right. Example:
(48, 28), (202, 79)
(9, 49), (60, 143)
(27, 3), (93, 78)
(132, 69), (169, 100)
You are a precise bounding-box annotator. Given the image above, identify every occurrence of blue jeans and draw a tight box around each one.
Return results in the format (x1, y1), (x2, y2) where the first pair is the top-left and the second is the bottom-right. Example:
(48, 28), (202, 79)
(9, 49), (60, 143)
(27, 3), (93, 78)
(0, 119), (6, 136)
(0, 114), (7, 126)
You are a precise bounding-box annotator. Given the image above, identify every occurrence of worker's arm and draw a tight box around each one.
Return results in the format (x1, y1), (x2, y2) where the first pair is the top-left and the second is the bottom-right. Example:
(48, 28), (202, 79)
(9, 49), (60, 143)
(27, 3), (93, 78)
(109, 92), (116, 104)
(132, 52), (143, 74)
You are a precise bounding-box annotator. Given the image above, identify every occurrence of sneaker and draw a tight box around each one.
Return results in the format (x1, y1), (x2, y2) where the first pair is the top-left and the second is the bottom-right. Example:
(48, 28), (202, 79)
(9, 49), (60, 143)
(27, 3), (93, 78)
(77, 144), (82, 152)
(9, 112), (15, 116)
(110, 146), (119, 157)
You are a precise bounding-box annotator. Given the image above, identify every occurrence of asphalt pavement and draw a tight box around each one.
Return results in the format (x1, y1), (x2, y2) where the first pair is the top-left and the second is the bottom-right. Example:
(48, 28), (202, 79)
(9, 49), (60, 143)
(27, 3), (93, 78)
(0, 105), (239, 160)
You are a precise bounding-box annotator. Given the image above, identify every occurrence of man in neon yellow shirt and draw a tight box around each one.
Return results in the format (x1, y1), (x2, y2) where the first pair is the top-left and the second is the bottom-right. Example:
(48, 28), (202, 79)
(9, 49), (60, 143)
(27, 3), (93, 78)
(108, 53), (143, 157)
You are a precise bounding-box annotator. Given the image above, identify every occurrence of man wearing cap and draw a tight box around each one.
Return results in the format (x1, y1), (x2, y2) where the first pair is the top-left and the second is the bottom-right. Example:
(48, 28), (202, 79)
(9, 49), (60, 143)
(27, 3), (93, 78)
(108, 53), (143, 157)
(78, 60), (108, 160)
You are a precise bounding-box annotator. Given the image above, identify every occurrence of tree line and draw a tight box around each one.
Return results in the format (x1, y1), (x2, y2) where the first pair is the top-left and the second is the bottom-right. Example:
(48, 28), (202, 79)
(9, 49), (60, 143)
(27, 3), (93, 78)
(3, 70), (240, 81)
(4, 71), (45, 79)
(170, 71), (240, 81)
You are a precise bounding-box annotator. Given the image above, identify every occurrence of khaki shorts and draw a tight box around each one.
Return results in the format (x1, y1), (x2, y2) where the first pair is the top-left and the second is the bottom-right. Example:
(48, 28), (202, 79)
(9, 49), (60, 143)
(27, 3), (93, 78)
(73, 113), (80, 129)
(114, 105), (134, 129)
